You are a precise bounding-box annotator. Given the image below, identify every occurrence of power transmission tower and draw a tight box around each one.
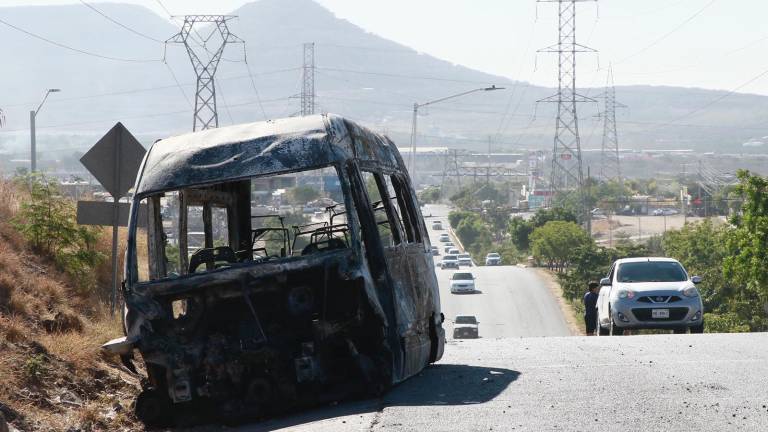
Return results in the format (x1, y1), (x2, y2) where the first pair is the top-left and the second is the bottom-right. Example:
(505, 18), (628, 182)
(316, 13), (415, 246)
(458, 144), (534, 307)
(598, 66), (624, 183)
(301, 42), (316, 116)
(537, 0), (596, 219)
(167, 15), (243, 131)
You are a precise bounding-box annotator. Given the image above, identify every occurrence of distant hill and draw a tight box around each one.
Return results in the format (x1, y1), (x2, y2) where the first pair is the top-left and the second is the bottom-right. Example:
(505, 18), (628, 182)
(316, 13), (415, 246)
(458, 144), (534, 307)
(1, 0), (767, 171)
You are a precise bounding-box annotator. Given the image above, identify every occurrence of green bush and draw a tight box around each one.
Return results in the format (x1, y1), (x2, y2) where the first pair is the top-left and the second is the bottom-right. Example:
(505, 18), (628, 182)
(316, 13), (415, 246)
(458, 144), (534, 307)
(704, 312), (750, 333)
(12, 174), (105, 292)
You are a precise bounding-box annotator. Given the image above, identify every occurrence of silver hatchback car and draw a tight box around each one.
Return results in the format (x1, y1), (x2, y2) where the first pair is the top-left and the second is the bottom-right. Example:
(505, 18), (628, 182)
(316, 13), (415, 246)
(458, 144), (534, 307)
(596, 257), (704, 335)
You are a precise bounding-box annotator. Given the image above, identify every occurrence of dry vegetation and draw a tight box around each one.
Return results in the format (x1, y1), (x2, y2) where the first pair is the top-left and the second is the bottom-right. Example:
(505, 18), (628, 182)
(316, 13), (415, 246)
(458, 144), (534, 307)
(0, 180), (142, 431)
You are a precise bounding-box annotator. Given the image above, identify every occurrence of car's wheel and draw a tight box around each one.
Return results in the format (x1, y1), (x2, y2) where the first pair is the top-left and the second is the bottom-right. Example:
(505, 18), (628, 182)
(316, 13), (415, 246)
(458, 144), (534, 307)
(609, 319), (624, 336)
(673, 327), (687, 334)
(690, 323), (704, 334)
(597, 321), (609, 336)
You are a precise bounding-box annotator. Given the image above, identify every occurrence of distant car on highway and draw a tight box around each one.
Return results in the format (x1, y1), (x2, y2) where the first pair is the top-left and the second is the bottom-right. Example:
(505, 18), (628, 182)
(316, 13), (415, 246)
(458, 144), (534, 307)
(439, 233), (450, 242)
(457, 253), (472, 266)
(453, 315), (479, 339)
(485, 252), (501, 266)
(450, 272), (476, 293)
(431, 245), (440, 256)
(432, 220), (443, 230)
(443, 245), (456, 254)
(596, 257), (704, 335)
(662, 208), (679, 216)
(448, 248), (460, 256)
(651, 208), (664, 216)
(440, 255), (459, 269)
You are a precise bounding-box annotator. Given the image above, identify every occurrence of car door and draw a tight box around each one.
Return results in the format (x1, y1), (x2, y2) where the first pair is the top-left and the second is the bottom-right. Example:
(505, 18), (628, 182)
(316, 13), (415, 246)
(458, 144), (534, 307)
(598, 263), (616, 326)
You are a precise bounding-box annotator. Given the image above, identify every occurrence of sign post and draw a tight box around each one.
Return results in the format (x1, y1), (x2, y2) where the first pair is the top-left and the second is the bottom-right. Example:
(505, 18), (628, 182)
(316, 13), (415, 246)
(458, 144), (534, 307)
(77, 123), (146, 314)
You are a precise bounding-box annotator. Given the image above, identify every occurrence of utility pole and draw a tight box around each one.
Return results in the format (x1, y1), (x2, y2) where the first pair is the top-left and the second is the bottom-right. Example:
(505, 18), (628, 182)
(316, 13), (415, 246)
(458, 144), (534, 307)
(301, 42), (316, 116)
(167, 15), (243, 131)
(537, 0), (596, 230)
(30, 88), (61, 172)
(599, 66), (624, 183)
(410, 86), (503, 179)
(487, 136), (492, 185)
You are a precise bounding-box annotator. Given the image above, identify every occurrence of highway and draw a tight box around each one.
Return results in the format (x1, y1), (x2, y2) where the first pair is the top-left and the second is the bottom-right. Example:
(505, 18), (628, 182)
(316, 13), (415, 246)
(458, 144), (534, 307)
(233, 333), (768, 431)
(425, 204), (571, 339)
(203, 204), (768, 432)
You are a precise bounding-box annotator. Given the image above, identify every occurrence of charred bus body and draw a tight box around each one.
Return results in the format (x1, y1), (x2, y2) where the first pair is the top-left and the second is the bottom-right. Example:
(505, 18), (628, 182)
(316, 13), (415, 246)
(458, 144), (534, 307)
(104, 115), (445, 425)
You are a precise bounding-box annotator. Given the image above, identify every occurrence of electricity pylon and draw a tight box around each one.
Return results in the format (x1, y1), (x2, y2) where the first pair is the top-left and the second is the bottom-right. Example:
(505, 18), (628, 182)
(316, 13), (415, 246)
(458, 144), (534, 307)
(598, 66), (625, 183)
(537, 0), (596, 225)
(167, 15), (243, 131)
(301, 42), (316, 116)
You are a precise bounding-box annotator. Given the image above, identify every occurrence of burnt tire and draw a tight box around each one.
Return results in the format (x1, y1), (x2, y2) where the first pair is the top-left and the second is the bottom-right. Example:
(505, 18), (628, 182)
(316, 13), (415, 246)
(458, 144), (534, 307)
(135, 388), (173, 427)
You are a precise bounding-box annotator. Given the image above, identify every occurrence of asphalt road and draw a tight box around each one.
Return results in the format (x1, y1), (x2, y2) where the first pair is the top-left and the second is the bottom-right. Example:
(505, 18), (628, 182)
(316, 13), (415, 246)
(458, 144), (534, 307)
(226, 333), (768, 432)
(424, 204), (571, 339)
(189, 205), (768, 432)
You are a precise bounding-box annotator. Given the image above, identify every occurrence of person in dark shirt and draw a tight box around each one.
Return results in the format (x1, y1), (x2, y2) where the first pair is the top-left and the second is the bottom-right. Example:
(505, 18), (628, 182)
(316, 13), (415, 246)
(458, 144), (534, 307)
(583, 281), (599, 335)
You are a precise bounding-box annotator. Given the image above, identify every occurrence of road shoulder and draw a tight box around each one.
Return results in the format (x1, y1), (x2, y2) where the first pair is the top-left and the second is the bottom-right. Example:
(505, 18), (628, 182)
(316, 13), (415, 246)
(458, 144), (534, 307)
(529, 267), (584, 336)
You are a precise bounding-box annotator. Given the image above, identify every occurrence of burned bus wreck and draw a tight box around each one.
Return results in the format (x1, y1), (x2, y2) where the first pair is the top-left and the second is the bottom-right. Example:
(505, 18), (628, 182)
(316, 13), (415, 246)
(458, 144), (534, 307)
(103, 114), (445, 425)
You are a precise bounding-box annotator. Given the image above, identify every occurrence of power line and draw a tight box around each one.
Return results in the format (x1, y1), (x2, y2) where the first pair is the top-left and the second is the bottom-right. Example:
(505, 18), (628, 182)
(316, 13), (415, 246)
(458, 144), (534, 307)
(0, 17), (161, 63)
(153, 0), (174, 18)
(616, 0), (718, 65)
(163, 61), (193, 108)
(0, 96), (293, 133)
(79, 0), (164, 43)
(244, 60), (269, 120)
(316, 66), (509, 85)
(1, 67), (300, 109)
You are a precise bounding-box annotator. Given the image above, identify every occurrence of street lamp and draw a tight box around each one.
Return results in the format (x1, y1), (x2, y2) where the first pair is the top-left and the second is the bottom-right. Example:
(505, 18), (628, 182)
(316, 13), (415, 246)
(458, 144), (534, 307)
(30, 88), (61, 172)
(409, 85), (504, 179)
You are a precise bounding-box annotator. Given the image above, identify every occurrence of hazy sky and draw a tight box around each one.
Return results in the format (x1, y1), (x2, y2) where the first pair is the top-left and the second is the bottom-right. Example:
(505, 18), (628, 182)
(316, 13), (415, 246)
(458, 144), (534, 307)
(3, 0), (768, 94)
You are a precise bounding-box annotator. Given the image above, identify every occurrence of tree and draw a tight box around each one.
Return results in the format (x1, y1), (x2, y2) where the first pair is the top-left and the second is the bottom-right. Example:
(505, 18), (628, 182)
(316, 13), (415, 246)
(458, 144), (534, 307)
(530, 221), (591, 272)
(508, 216), (533, 250)
(507, 207), (578, 252)
(289, 185), (321, 205)
(723, 170), (768, 330)
(419, 187), (441, 204)
(662, 219), (730, 313)
(456, 216), (492, 255)
(531, 207), (578, 228)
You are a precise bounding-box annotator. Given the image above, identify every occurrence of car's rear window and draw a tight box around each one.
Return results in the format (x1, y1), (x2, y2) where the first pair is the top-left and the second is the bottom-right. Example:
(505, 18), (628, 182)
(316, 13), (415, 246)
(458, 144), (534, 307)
(452, 273), (473, 280)
(455, 316), (477, 324)
(443, 255), (457, 261)
(458, 254), (470, 259)
(487, 253), (500, 258)
(617, 261), (687, 283)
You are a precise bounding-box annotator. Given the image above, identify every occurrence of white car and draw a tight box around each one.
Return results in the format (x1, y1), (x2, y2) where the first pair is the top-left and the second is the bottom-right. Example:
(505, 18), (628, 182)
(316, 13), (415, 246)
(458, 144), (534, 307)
(485, 253), (501, 266)
(443, 244), (456, 254)
(457, 253), (472, 266)
(431, 245), (440, 256)
(447, 248), (460, 256)
(450, 272), (476, 293)
(440, 255), (459, 269)
(453, 315), (479, 339)
(438, 233), (450, 243)
(596, 257), (704, 335)
(432, 221), (443, 230)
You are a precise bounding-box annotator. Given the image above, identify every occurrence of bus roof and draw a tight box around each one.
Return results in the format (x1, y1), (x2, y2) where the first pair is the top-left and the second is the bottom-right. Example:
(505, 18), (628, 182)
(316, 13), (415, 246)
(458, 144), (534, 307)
(136, 114), (403, 195)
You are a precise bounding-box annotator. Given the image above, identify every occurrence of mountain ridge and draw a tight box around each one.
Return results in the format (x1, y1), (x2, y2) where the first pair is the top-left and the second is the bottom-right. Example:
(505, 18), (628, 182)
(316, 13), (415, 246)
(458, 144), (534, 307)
(0, 0), (766, 169)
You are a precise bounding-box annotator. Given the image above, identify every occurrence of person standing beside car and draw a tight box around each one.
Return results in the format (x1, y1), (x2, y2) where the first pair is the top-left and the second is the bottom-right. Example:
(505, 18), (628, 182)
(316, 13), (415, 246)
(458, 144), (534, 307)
(583, 281), (599, 335)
